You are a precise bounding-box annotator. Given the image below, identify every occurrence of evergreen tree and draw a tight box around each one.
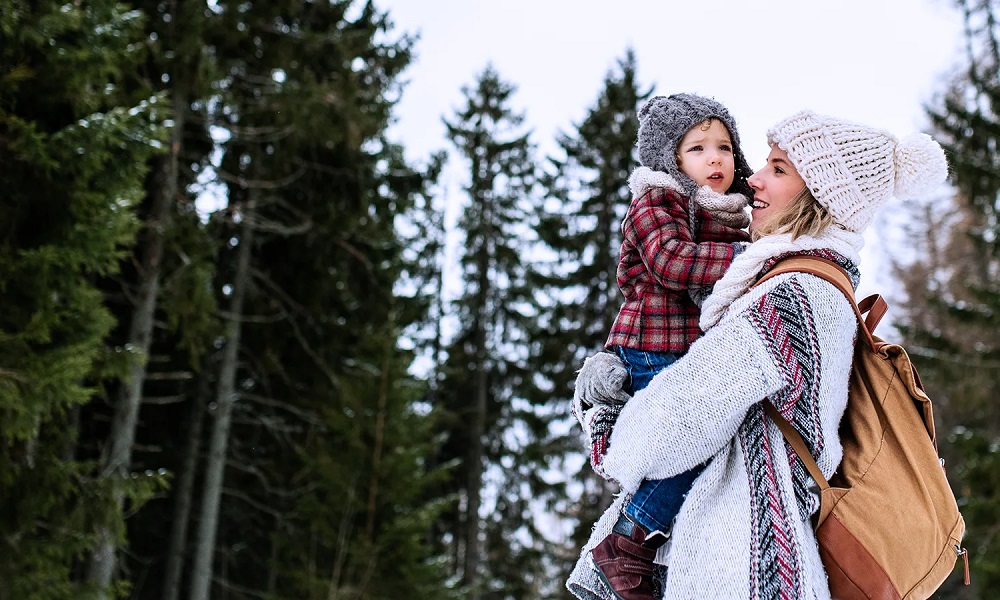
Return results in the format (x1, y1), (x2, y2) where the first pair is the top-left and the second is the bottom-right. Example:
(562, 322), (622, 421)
(138, 1), (455, 598)
(532, 49), (651, 589)
(438, 65), (541, 598)
(0, 1), (167, 597)
(86, 0), (218, 591)
(892, 0), (1000, 595)
(398, 150), (449, 402)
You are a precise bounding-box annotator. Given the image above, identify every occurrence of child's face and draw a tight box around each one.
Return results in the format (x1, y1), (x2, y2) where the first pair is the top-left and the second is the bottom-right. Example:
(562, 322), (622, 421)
(676, 119), (736, 193)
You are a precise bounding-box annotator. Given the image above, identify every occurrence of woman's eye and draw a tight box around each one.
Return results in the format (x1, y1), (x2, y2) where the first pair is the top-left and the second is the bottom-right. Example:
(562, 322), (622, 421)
(774, 167), (786, 175)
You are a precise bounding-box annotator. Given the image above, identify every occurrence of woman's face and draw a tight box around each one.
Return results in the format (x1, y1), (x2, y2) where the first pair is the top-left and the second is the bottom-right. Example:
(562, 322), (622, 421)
(748, 145), (807, 234)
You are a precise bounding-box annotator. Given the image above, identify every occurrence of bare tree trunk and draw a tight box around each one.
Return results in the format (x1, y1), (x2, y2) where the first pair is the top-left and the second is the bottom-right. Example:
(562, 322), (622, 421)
(267, 533), (278, 594)
(88, 94), (181, 594)
(353, 314), (394, 597)
(189, 194), (255, 600)
(425, 233), (447, 562)
(162, 366), (211, 600)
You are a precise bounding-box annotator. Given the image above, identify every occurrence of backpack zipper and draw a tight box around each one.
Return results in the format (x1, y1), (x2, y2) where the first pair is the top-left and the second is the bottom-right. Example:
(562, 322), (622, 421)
(955, 544), (970, 585)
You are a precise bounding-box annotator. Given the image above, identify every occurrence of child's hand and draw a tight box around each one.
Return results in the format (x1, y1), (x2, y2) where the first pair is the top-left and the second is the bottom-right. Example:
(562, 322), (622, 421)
(573, 351), (631, 417)
(572, 352), (631, 482)
(695, 186), (750, 229)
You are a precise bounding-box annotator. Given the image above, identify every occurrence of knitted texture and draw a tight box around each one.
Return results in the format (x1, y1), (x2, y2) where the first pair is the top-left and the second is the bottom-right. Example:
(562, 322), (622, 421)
(767, 111), (949, 232)
(573, 352), (631, 417)
(699, 226), (864, 330)
(568, 228), (862, 599)
(584, 404), (624, 482)
(637, 94), (754, 232)
(572, 352), (631, 482)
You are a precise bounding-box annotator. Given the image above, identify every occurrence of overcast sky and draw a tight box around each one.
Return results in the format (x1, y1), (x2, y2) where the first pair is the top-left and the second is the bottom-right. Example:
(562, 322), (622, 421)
(375, 0), (966, 305)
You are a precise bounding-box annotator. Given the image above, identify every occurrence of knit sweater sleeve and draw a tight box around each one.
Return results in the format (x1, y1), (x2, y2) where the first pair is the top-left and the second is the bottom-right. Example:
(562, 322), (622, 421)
(600, 295), (787, 492)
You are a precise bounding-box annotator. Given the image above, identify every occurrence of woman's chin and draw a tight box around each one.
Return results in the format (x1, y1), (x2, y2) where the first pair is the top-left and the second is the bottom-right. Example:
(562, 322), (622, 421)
(749, 213), (766, 233)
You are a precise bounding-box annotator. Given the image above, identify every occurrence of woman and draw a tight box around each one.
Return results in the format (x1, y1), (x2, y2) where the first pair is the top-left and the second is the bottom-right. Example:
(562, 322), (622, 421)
(567, 110), (948, 600)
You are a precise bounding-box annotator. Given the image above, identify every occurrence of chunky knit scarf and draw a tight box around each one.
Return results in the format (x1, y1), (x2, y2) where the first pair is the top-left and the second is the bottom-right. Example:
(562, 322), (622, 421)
(699, 227), (864, 330)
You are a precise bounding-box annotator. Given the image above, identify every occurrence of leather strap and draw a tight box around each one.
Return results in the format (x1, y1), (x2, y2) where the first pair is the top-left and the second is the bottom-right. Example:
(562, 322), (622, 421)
(763, 401), (830, 491)
(754, 255), (885, 352)
(753, 255), (884, 490)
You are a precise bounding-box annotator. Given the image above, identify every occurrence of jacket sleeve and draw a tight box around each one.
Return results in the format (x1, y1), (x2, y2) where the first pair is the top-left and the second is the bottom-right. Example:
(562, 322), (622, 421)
(622, 189), (739, 291)
(600, 306), (787, 492)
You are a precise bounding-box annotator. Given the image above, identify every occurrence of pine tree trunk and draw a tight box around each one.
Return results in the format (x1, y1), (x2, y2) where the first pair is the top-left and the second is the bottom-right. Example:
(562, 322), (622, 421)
(189, 194), (255, 600)
(162, 365), (211, 600)
(463, 306), (488, 598)
(353, 319), (395, 595)
(88, 99), (180, 593)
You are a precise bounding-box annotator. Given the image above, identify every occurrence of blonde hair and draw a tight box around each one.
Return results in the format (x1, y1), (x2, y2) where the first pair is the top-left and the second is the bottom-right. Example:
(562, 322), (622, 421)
(751, 187), (838, 241)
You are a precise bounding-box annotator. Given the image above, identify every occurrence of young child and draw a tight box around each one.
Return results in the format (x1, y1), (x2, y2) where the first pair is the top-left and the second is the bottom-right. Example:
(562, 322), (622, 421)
(586, 94), (753, 600)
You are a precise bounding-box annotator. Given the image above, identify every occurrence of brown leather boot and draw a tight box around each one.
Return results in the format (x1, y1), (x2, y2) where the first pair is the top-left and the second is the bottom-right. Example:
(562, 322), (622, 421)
(590, 520), (665, 600)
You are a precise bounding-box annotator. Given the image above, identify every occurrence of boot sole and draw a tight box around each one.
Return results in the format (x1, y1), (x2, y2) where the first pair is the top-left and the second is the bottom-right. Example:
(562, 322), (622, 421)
(588, 553), (628, 600)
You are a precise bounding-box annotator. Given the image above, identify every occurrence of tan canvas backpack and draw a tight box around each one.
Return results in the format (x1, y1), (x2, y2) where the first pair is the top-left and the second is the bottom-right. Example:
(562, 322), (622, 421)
(757, 256), (969, 600)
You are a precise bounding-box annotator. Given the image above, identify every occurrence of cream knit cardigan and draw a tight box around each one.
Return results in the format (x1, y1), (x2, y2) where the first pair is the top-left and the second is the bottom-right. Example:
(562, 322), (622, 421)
(569, 227), (865, 600)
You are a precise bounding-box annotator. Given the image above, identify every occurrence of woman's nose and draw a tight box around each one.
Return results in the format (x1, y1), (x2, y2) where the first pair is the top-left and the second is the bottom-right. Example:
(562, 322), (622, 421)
(748, 171), (762, 190)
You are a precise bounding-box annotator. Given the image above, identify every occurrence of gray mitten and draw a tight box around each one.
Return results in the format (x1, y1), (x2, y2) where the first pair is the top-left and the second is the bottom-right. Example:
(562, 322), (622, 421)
(573, 352), (633, 482)
(572, 351), (631, 420)
(694, 186), (750, 229)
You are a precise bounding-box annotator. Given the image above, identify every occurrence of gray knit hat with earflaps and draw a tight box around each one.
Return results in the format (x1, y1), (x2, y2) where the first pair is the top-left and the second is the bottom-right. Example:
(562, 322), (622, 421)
(637, 94), (753, 233)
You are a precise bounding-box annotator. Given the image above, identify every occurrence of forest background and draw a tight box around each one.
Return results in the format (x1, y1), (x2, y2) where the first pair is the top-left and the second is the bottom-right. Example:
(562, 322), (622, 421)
(0, 1), (997, 599)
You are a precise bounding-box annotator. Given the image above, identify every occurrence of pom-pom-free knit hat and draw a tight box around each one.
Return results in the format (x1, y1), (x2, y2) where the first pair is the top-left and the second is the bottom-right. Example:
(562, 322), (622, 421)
(638, 94), (754, 203)
(767, 111), (949, 233)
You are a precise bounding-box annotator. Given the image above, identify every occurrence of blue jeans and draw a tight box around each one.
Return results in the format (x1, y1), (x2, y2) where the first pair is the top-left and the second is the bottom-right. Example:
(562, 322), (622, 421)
(613, 346), (707, 535)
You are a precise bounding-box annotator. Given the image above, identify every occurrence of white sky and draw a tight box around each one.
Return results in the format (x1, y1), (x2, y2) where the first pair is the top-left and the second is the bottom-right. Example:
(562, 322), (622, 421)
(376, 0), (966, 317)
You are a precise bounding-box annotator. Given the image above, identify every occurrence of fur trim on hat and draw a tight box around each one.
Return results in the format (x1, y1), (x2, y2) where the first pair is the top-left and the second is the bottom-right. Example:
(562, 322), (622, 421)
(628, 167), (750, 230)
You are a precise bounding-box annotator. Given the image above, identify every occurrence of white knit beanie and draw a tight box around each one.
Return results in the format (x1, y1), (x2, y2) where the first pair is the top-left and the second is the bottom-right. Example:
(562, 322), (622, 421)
(767, 111), (949, 232)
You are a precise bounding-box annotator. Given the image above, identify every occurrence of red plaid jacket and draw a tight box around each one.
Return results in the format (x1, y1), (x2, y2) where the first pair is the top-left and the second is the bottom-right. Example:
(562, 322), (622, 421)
(605, 186), (750, 353)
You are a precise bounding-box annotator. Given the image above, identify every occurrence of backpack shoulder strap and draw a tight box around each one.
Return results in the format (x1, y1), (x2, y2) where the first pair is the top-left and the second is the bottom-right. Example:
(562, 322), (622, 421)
(763, 401), (830, 490)
(755, 255), (884, 351)
(752, 255), (885, 489)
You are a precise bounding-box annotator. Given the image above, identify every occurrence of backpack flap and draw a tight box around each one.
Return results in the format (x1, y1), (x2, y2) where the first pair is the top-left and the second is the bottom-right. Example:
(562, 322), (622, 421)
(877, 341), (937, 444)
